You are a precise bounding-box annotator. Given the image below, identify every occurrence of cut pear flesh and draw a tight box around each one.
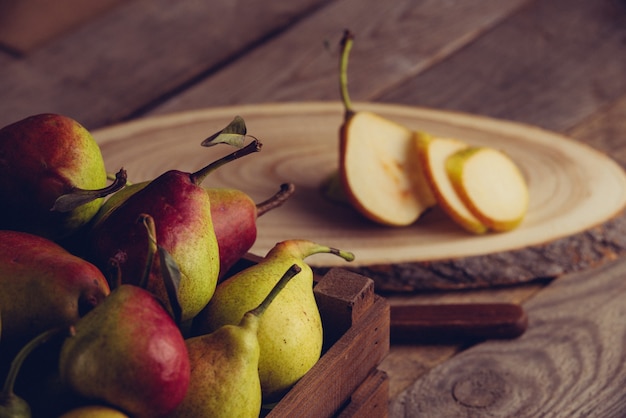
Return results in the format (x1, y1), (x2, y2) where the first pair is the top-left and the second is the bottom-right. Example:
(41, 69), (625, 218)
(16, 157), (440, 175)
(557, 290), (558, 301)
(416, 132), (488, 234)
(340, 111), (436, 226)
(447, 147), (528, 231)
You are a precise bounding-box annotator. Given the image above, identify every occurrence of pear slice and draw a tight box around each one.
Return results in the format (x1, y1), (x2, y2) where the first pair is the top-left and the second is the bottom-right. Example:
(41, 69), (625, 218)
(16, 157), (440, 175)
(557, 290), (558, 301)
(340, 111), (436, 226)
(416, 132), (488, 234)
(446, 146), (529, 231)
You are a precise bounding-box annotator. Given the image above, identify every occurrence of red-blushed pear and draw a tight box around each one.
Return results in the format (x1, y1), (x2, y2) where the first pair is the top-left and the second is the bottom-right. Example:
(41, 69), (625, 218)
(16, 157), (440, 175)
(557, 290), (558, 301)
(0, 230), (110, 358)
(167, 264), (301, 418)
(446, 146), (529, 231)
(192, 239), (355, 403)
(335, 30), (435, 226)
(415, 131), (489, 234)
(209, 183), (295, 280)
(59, 216), (191, 418)
(87, 139), (263, 323)
(0, 113), (126, 241)
(59, 285), (190, 418)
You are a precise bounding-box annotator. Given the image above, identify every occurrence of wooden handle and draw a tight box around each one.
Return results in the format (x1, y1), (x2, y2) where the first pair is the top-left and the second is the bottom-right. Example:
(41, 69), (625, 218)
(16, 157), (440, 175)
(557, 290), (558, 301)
(390, 303), (528, 343)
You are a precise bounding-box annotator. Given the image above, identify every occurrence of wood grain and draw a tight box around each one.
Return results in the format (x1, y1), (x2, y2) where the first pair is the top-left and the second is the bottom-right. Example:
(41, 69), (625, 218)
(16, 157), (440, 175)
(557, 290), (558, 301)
(151, 0), (530, 115)
(389, 256), (626, 418)
(0, 0), (330, 129)
(93, 102), (626, 290)
(380, 0), (626, 133)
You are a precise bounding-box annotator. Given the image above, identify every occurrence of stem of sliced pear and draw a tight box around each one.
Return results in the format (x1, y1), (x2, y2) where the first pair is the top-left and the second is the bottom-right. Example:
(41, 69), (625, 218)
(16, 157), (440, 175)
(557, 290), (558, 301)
(247, 264), (302, 319)
(339, 29), (355, 118)
(190, 138), (263, 186)
(255, 183), (296, 217)
(51, 168), (128, 213)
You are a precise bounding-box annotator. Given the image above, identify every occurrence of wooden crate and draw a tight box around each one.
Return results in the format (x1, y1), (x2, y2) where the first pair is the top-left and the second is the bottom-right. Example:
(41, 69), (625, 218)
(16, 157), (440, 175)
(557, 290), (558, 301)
(263, 267), (391, 418)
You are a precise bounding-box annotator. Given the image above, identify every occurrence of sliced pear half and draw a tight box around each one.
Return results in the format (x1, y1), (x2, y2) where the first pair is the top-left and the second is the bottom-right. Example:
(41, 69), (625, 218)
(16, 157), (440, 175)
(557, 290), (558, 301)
(339, 111), (436, 226)
(447, 146), (529, 231)
(416, 132), (488, 234)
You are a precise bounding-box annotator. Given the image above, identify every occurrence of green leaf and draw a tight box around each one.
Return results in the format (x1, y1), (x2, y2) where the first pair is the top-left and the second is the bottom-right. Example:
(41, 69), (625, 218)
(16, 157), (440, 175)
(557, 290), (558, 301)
(201, 115), (247, 148)
(158, 246), (183, 326)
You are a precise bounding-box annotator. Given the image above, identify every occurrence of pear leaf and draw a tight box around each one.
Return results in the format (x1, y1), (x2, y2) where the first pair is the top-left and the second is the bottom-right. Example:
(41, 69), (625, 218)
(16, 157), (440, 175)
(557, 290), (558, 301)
(158, 245), (183, 326)
(201, 115), (247, 148)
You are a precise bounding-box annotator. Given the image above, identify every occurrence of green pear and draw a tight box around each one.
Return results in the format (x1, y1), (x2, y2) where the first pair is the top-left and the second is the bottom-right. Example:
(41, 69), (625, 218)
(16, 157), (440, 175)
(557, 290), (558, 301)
(168, 264), (301, 418)
(192, 239), (355, 403)
(87, 140), (262, 322)
(59, 405), (130, 418)
(0, 230), (110, 359)
(59, 284), (191, 418)
(0, 113), (124, 241)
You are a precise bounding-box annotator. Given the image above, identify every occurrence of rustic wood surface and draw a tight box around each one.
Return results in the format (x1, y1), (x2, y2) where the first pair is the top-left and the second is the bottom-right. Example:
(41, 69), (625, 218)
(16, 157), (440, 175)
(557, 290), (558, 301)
(2, 0), (626, 416)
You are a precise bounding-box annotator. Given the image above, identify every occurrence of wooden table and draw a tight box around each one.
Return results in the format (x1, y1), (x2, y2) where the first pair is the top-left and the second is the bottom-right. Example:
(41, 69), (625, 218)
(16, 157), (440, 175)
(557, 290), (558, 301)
(2, 1), (626, 416)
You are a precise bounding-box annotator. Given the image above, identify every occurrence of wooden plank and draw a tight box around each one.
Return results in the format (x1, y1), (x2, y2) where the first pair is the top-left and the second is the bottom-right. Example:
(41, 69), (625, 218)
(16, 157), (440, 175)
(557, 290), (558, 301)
(336, 369), (389, 418)
(314, 268), (376, 351)
(267, 296), (390, 418)
(379, 0), (626, 133)
(389, 255), (626, 417)
(0, 0), (124, 53)
(568, 93), (626, 167)
(150, 0), (530, 116)
(0, 0), (330, 129)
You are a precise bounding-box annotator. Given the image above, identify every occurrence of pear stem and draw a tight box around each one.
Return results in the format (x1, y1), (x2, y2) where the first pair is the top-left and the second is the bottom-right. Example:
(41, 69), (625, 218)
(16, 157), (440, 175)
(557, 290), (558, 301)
(51, 168), (128, 213)
(190, 138), (262, 186)
(339, 29), (355, 118)
(289, 240), (355, 262)
(2, 327), (67, 396)
(138, 213), (158, 290)
(248, 264), (302, 318)
(255, 183), (296, 217)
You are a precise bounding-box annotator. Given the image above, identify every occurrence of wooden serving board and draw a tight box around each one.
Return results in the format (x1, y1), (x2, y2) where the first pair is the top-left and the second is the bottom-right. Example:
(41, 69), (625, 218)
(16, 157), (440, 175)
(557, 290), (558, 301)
(93, 102), (626, 291)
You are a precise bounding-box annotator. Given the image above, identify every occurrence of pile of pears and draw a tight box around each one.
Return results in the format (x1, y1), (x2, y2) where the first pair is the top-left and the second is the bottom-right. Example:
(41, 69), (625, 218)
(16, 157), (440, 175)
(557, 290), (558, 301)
(326, 30), (530, 233)
(0, 113), (355, 417)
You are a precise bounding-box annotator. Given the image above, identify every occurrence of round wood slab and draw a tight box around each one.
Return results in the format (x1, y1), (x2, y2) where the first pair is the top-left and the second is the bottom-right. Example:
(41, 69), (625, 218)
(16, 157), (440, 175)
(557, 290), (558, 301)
(93, 102), (626, 292)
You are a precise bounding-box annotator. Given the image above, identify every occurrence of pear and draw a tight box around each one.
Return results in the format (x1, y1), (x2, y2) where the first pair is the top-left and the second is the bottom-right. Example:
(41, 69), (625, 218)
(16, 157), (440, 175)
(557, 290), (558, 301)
(0, 327), (68, 418)
(59, 405), (129, 418)
(0, 230), (110, 357)
(168, 264), (302, 418)
(335, 30), (435, 226)
(192, 239), (355, 403)
(446, 146), (529, 231)
(415, 131), (489, 234)
(0, 113), (125, 241)
(87, 139), (262, 322)
(58, 285), (190, 418)
(209, 183), (295, 280)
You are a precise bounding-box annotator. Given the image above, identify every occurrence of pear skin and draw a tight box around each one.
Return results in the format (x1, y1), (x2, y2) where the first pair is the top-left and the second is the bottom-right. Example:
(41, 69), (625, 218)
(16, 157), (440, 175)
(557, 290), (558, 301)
(0, 113), (109, 240)
(0, 230), (110, 357)
(87, 170), (219, 323)
(59, 284), (190, 418)
(59, 405), (130, 418)
(192, 239), (354, 403)
(210, 183), (295, 280)
(168, 265), (301, 418)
